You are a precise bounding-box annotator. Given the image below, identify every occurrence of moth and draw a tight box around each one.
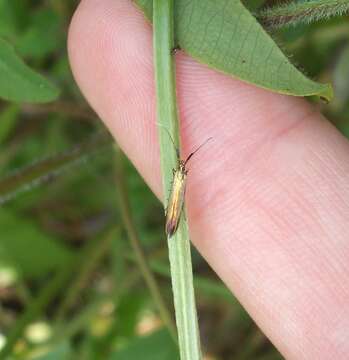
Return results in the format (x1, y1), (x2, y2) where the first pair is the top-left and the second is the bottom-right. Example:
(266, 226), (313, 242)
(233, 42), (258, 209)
(165, 135), (212, 237)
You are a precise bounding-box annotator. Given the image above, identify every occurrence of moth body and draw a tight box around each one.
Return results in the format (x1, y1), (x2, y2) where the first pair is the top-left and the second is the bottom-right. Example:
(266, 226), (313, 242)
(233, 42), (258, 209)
(161, 132), (212, 237)
(165, 161), (187, 237)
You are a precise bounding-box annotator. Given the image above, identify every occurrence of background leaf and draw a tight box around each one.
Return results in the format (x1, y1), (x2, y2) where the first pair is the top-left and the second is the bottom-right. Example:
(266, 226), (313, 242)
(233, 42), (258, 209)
(109, 329), (179, 360)
(0, 38), (59, 103)
(0, 210), (73, 277)
(135, 0), (333, 100)
(15, 8), (63, 60)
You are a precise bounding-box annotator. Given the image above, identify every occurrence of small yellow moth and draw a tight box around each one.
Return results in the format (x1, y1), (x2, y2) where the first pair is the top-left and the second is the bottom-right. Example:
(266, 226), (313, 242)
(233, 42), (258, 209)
(165, 135), (212, 237)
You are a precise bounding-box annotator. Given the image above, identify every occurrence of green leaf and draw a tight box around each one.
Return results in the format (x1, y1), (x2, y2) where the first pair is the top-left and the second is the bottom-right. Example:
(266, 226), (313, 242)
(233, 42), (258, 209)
(135, 0), (333, 101)
(0, 210), (73, 278)
(109, 329), (179, 360)
(0, 37), (59, 103)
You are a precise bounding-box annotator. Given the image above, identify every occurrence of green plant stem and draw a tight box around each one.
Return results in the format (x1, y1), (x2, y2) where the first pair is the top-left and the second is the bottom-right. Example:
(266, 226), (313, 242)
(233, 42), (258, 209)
(114, 150), (176, 341)
(21, 101), (96, 122)
(0, 261), (75, 359)
(153, 1), (202, 359)
(258, 0), (349, 29)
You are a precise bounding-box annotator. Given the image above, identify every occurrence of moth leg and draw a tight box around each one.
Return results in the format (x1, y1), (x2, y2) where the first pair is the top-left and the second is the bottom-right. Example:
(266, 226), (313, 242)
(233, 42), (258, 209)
(182, 186), (187, 221)
(182, 205), (187, 222)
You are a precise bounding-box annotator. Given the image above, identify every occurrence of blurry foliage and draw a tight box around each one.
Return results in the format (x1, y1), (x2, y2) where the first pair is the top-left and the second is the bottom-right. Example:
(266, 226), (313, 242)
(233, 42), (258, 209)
(0, 210), (73, 277)
(0, 0), (347, 359)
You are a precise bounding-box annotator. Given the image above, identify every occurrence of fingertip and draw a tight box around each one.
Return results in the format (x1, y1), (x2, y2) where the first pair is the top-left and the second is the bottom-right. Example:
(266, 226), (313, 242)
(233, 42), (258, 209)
(68, 0), (162, 196)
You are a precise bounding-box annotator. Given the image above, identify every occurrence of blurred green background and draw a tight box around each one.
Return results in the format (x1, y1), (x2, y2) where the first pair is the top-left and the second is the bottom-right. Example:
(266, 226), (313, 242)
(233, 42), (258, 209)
(0, 1), (348, 359)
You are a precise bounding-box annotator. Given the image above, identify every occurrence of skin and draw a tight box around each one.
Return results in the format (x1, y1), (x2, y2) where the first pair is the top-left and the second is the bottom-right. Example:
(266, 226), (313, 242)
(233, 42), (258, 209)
(68, 1), (349, 358)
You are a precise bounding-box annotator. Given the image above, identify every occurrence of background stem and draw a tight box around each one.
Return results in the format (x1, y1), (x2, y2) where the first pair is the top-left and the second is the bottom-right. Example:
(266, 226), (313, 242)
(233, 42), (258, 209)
(114, 150), (176, 340)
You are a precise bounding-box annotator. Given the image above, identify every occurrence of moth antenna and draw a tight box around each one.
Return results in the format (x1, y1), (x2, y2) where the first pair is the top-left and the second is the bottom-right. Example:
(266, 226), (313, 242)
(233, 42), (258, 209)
(184, 137), (213, 165)
(156, 123), (180, 158)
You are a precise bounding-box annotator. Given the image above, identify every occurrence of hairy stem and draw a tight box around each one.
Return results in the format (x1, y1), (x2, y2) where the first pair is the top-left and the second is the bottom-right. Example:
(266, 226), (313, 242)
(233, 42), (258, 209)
(0, 131), (112, 205)
(258, 0), (349, 29)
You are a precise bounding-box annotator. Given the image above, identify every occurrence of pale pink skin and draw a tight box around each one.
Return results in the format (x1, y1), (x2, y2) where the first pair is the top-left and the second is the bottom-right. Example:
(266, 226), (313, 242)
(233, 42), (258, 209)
(68, 1), (349, 358)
